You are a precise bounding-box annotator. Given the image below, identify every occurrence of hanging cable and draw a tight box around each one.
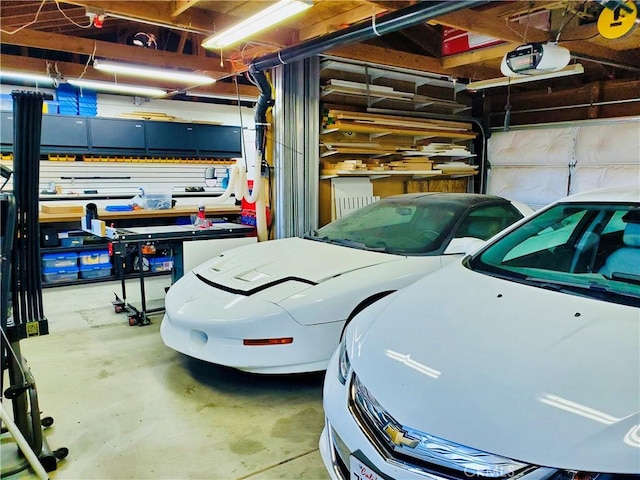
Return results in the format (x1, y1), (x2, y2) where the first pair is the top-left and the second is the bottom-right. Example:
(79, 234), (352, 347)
(504, 78), (512, 132)
(0, 0), (46, 34)
(54, 0), (93, 28)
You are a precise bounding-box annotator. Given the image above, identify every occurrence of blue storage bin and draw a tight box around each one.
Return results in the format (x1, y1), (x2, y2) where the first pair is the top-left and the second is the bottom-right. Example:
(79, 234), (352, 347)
(42, 265), (78, 283)
(149, 256), (173, 272)
(42, 252), (78, 268)
(79, 263), (112, 279)
(79, 249), (110, 266)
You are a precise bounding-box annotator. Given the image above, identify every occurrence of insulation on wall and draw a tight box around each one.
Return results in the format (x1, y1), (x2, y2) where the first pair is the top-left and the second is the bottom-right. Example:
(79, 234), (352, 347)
(571, 122), (640, 193)
(487, 119), (640, 208)
(487, 128), (574, 208)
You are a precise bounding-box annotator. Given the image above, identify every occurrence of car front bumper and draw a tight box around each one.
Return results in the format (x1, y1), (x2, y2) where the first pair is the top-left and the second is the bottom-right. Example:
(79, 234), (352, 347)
(160, 283), (343, 374)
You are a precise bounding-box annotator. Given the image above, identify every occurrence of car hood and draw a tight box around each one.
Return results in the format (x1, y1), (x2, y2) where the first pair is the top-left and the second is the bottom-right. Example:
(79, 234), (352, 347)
(352, 263), (640, 473)
(193, 237), (397, 295)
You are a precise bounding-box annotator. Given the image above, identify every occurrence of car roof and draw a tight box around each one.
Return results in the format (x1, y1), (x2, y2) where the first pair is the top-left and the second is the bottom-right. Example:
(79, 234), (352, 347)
(385, 192), (511, 207)
(559, 186), (640, 204)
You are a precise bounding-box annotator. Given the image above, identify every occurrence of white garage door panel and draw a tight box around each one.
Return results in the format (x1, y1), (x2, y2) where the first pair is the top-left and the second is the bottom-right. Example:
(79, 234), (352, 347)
(574, 122), (640, 165)
(487, 167), (569, 209)
(571, 165), (640, 193)
(488, 128), (575, 166)
(488, 119), (640, 208)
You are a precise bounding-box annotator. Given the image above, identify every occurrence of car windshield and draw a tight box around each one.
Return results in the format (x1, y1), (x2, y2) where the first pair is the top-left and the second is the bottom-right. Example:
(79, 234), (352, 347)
(468, 202), (640, 307)
(306, 197), (470, 255)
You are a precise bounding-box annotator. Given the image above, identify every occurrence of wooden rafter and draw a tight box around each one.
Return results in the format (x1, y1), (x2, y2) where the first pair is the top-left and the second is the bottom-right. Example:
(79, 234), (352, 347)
(432, 9), (640, 69)
(172, 0), (202, 18)
(299, 3), (388, 41)
(0, 28), (231, 77)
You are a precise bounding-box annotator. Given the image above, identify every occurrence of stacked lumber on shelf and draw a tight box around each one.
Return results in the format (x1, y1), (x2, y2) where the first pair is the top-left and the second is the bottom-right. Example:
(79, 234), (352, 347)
(388, 158), (435, 171)
(322, 79), (414, 101)
(323, 110), (477, 140)
(417, 142), (475, 157)
(436, 162), (479, 175)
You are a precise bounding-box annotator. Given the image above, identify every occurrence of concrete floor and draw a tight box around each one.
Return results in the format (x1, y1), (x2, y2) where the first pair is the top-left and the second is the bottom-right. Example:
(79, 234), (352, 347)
(2, 276), (330, 480)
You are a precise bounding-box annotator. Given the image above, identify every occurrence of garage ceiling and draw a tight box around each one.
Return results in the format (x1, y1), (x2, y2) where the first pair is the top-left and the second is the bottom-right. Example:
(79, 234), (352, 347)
(1, 1), (639, 102)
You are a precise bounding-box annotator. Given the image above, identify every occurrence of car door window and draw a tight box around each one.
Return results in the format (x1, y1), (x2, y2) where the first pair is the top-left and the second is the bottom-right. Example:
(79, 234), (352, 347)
(454, 204), (522, 241)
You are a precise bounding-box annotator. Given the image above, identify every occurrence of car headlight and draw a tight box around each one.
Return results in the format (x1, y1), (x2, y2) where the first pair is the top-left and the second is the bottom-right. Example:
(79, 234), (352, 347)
(337, 335), (351, 385)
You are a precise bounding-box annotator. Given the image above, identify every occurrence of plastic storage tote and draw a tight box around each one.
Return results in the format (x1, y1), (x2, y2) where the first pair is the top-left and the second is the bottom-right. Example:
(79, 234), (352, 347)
(79, 249), (110, 266)
(42, 265), (79, 284)
(149, 256), (173, 272)
(79, 263), (112, 279)
(42, 252), (78, 269)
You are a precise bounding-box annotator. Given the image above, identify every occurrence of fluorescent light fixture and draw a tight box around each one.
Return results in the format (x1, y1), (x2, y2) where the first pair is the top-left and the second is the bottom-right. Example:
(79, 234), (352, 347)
(68, 79), (166, 97)
(93, 59), (215, 85)
(0, 71), (56, 85)
(202, 0), (312, 50)
(466, 64), (584, 91)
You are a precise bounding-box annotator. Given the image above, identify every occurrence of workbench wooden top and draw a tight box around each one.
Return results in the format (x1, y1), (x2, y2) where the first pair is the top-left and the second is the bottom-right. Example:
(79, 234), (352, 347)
(39, 204), (241, 223)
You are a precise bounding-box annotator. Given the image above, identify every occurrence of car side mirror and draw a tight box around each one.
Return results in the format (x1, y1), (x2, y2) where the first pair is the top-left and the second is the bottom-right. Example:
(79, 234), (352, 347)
(444, 237), (486, 255)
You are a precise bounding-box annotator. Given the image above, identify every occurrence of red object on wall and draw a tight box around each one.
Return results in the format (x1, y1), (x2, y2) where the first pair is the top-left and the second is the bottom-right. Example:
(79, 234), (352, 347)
(241, 180), (271, 227)
(441, 27), (502, 56)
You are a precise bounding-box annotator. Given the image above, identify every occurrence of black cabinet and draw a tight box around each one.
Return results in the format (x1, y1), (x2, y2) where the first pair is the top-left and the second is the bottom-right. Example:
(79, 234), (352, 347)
(146, 122), (196, 155)
(196, 124), (242, 158)
(88, 117), (146, 153)
(41, 115), (90, 153)
(1, 111), (242, 158)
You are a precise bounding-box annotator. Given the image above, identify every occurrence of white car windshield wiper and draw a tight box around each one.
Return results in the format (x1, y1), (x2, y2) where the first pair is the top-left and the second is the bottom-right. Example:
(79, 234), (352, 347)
(524, 276), (640, 301)
(328, 238), (387, 251)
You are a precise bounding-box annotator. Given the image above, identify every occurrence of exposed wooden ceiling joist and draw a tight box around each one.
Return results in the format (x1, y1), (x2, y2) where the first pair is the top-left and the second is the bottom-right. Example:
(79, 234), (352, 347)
(433, 9), (640, 71)
(58, 0), (298, 47)
(172, 0), (202, 18)
(0, 28), (232, 77)
(299, 3), (388, 41)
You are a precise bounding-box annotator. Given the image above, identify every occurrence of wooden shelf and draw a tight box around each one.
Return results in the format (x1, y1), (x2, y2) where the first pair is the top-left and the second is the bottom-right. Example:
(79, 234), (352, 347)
(320, 169), (478, 180)
(321, 85), (471, 114)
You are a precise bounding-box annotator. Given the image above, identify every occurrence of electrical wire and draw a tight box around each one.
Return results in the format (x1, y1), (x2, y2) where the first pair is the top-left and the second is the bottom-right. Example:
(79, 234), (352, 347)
(0, 0), (46, 34)
(233, 74), (249, 174)
(54, 0), (93, 29)
(555, 1), (587, 43)
(76, 41), (98, 81)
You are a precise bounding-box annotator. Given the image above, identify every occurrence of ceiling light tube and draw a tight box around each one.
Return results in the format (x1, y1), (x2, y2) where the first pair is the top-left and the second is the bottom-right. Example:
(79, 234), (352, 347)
(184, 91), (257, 102)
(0, 71), (56, 85)
(465, 64), (584, 91)
(93, 59), (215, 84)
(67, 79), (166, 97)
(202, 0), (312, 50)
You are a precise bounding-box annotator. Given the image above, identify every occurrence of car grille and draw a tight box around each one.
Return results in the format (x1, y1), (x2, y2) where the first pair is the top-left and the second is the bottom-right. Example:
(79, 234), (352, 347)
(349, 373), (530, 479)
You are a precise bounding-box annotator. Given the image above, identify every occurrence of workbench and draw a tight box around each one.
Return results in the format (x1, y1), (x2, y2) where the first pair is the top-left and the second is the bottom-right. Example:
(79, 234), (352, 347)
(110, 222), (256, 326)
(39, 204), (241, 224)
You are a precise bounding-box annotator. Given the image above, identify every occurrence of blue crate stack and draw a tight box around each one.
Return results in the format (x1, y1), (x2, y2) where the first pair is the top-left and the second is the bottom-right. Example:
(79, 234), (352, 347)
(56, 83), (79, 115)
(78, 89), (97, 117)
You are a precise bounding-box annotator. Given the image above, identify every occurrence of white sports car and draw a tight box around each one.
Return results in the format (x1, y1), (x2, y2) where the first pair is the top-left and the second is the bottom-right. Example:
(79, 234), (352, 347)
(321, 186), (640, 480)
(160, 193), (532, 374)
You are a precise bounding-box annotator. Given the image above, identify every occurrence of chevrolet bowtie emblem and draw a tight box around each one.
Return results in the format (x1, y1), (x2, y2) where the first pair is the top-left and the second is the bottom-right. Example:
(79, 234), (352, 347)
(384, 423), (419, 448)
